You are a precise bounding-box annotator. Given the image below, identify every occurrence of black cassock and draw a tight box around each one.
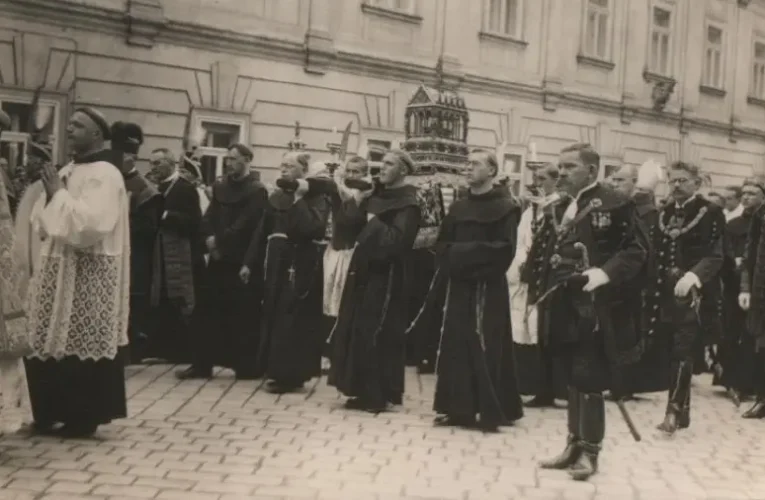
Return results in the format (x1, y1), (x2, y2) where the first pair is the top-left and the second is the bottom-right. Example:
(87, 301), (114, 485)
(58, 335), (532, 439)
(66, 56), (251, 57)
(148, 175), (204, 363)
(433, 187), (523, 426)
(253, 189), (329, 390)
(328, 185), (420, 410)
(715, 210), (757, 395)
(192, 173), (268, 378)
(122, 170), (162, 363)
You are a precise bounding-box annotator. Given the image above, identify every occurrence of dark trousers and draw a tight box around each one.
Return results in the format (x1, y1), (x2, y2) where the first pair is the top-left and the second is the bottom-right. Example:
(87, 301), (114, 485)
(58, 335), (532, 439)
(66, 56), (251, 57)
(127, 294), (151, 364)
(559, 339), (610, 394)
(755, 349), (765, 399)
(536, 344), (565, 399)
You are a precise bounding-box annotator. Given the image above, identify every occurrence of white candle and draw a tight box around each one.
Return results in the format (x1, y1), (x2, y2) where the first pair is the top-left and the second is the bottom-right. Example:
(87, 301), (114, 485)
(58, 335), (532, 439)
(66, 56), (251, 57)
(530, 142), (538, 162)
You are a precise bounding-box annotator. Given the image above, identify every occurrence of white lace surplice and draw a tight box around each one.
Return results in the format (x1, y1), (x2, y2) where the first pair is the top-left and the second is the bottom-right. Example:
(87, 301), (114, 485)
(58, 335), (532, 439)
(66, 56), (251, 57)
(26, 161), (131, 361)
(507, 206), (539, 344)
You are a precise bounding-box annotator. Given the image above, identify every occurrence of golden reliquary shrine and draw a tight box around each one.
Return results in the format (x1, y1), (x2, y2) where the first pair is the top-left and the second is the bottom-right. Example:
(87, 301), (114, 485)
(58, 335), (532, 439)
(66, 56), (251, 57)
(400, 84), (470, 249)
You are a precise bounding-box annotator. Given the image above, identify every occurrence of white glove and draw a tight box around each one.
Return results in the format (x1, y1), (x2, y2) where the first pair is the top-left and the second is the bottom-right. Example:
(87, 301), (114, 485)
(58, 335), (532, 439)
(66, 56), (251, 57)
(581, 268), (610, 292)
(735, 257), (743, 268)
(674, 272), (701, 298)
(739, 292), (751, 311)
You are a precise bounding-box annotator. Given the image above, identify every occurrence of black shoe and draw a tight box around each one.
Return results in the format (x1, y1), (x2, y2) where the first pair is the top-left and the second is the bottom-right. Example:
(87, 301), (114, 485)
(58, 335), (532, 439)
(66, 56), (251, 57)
(175, 366), (212, 380)
(433, 415), (475, 427)
(265, 380), (303, 394)
(742, 399), (765, 419)
(59, 422), (98, 439)
(524, 396), (556, 408)
(476, 420), (500, 433)
(344, 398), (365, 410)
(30, 421), (57, 436)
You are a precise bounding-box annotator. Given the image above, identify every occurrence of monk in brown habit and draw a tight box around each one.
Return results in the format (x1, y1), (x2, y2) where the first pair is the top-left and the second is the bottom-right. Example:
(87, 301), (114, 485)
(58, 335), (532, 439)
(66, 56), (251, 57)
(328, 150), (421, 413)
(245, 152), (330, 394)
(429, 149), (523, 432)
(177, 143), (268, 380)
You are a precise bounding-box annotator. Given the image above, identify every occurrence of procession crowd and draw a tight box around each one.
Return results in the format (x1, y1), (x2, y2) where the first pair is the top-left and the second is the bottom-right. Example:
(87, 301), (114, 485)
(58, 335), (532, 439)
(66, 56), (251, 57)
(0, 104), (764, 485)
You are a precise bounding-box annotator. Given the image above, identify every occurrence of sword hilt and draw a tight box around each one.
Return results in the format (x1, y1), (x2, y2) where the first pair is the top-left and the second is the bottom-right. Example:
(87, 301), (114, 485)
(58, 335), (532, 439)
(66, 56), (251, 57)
(573, 242), (591, 271)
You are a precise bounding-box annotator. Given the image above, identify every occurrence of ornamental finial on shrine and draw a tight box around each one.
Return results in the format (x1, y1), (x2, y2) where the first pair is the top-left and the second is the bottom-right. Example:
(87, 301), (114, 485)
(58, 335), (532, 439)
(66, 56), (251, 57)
(401, 84), (469, 184)
(288, 121), (306, 151)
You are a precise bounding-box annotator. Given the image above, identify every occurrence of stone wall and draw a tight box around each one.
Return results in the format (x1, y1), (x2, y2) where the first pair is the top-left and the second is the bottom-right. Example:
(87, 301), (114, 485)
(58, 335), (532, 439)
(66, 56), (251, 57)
(0, 0), (762, 187)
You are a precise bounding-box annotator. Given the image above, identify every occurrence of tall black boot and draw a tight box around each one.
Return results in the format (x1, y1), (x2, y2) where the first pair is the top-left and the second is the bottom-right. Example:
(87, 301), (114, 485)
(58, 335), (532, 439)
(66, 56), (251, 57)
(743, 364), (765, 419)
(658, 360), (692, 434)
(539, 386), (581, 469)
(678, 380), (691, 429)
(568, 392), (604, 481)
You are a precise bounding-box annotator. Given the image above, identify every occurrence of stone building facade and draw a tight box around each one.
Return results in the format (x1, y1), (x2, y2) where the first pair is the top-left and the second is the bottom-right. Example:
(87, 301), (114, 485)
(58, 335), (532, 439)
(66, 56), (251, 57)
(0, 0), (764, 191)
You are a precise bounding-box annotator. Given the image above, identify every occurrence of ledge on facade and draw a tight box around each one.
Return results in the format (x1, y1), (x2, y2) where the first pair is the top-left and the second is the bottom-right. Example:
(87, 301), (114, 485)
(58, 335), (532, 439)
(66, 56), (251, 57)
(699, 85), (726, 98)
(360, 3), (422, 25)
(576, 54), (615, 71)
(642, 69), (675, 85)
(478, 31), (528, 49)
(8, 0), (765, 144)
(747, 95), (765, 107)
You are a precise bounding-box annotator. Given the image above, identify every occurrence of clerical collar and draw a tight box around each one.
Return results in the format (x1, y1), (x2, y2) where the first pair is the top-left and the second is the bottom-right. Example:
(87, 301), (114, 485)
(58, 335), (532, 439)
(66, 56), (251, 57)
(72, 148), (112, 165)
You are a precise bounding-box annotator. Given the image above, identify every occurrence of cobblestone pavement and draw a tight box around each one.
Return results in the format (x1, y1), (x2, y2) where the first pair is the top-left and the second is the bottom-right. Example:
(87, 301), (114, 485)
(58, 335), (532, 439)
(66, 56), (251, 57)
(1, 364), (763, 500)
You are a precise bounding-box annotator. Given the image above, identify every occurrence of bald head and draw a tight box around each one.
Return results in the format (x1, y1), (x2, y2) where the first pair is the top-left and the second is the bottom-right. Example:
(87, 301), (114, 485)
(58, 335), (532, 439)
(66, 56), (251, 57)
(609, 164), (637, 196)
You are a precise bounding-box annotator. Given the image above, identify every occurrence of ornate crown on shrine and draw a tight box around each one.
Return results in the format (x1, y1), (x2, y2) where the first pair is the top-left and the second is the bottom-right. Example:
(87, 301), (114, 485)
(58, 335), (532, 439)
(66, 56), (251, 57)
(401, 84), (469, 185)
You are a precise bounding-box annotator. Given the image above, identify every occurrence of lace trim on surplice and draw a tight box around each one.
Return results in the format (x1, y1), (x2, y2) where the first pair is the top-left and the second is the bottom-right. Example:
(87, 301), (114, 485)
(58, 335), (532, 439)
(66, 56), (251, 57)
(27, 249), (129, 361)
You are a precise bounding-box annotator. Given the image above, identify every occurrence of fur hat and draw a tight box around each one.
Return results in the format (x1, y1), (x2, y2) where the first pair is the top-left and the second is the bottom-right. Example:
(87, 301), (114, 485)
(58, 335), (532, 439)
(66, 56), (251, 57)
(110, 121), (144, 154)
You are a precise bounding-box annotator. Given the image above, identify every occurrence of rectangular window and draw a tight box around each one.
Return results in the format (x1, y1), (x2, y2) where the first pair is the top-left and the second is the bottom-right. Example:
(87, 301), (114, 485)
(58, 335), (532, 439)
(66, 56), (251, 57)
(583, 0), (610, 59)
(702, 24), (725, 89)
(648, 5), (672, 76)
(485, 0), (520, 37)
(190, 114), (247, 186)
(0, 94), (59, 170)
(752, 41), (765, 99)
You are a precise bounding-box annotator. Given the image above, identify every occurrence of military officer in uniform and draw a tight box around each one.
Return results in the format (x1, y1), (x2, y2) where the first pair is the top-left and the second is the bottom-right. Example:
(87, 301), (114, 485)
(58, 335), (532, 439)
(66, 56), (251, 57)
(643, 161), (725, 435)
(529, 143), (648, 481)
